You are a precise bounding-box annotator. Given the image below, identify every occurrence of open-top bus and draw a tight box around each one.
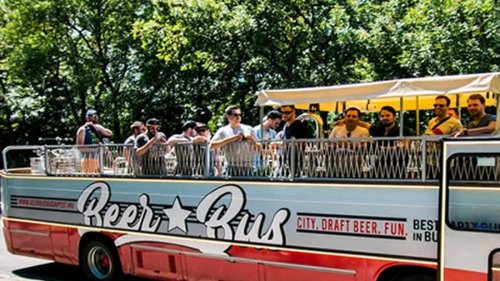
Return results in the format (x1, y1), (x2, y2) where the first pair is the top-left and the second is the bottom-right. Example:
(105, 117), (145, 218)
(1, 72), (500, 281)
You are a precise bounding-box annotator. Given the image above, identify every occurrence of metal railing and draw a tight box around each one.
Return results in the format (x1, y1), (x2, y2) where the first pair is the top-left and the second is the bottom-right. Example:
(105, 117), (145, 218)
(2, 137), (499, 184)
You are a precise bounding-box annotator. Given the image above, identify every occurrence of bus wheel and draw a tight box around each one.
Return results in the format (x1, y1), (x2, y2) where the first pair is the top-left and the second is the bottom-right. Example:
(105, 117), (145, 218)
(81, 240), (121, 281)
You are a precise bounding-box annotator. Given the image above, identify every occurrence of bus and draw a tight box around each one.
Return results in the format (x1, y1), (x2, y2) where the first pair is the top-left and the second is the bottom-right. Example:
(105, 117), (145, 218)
(1, 72), (500, 281)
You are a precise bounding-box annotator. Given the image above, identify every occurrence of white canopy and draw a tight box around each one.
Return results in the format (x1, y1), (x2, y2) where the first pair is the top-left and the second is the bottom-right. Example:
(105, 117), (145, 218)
(255, 72), (500, 110)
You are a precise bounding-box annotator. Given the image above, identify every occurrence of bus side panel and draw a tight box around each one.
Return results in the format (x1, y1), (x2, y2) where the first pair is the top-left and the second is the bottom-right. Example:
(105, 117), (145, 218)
(50, 225), (72, 264)
(444, 268), (486, 281)
(228, 245), (362, 280)
(184, 254), (260, 281)
(2, 221), (14, 254)
(8, 220), (53, 259)
(129, 242), (184, 281)
(263, 264), (355, 281)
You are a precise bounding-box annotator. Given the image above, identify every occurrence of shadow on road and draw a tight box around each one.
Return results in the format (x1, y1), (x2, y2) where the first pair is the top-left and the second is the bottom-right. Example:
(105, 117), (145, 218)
(12, 262), (151, 281)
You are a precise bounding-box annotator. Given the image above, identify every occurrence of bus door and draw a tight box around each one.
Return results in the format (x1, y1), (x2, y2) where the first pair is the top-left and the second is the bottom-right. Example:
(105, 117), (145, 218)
(439, 139), (500, 281)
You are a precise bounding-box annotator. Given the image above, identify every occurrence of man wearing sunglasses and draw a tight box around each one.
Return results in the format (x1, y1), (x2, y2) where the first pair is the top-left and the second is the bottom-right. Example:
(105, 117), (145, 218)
(425, 95), (462, 135)
(279, 105), (312, 140)
(211, 105), (255, 176)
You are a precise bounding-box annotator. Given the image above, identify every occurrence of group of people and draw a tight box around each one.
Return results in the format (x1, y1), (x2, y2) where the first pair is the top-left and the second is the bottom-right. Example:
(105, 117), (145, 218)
(75, 93), (496, 176)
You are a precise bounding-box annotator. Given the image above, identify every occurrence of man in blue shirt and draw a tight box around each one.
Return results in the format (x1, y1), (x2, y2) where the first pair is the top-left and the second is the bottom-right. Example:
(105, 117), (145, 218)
(253, 110), (282, 140)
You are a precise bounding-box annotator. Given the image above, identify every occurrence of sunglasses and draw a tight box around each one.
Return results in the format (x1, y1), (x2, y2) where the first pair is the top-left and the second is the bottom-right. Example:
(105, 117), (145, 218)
(433, 104), (447, 108)
(196, 128), (207, 133)
(231, 113), (242, 117)
(280, 110), (293, 115)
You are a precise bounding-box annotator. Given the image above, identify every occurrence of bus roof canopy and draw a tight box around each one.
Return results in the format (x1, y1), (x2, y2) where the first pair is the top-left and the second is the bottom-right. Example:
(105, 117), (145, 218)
(255, 72), (500, 111)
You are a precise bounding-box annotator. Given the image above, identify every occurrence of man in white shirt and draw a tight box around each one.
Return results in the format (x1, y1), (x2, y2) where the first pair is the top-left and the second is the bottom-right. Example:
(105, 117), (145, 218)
(329, 107), (370, 139)
(211, 105), (255, 176)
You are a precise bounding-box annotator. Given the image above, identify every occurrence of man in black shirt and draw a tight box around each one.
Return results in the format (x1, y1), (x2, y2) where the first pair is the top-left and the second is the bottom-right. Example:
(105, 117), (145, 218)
(368, 106), (410, 178)
(135, 118), (168, 176)
(369, 106), (409, 139)
(277, 105), (313, 177)
(280, 105), (313, 140)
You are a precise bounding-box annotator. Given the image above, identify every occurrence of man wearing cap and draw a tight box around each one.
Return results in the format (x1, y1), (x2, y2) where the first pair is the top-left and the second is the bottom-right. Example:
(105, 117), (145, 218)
(76, 109), (113, 173)
(167, 120), (199, 176)
(253, 110), (282, 141)
(125, 121), (145, 145)
(76, 110), (113, 145)
(167, 120), (197, 145)
(123, 121), (145, 173)
(135, 118), (168, 175)
(211, 105), (256, 176)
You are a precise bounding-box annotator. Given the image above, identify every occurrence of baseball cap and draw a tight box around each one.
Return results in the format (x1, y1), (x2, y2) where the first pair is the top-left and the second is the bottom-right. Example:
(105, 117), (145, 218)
(182, 120), (197, 131)
(146, 118), (161, 126)
(195, 122), (208, 132)
(86, 110), (97, 117)
(130, 121), (143, 129)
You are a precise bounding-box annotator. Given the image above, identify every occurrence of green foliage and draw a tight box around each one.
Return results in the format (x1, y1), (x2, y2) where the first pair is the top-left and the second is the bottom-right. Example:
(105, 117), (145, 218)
(0, 0), (498, 162)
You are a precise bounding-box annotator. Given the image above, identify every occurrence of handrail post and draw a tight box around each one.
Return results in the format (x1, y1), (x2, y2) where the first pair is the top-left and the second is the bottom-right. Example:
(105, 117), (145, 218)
(421, 138), (427, 182)
(99, 144), (104, 175)
(290, 138), (295, 180)
(204, 142), (211, 177)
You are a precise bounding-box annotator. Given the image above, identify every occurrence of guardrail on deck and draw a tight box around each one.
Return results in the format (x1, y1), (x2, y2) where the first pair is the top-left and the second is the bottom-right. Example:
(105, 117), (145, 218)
(2, 137), (499, 183)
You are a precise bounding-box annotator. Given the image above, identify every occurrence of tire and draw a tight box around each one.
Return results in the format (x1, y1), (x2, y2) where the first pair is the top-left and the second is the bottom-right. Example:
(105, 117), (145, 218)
(80, 240), (122, 281)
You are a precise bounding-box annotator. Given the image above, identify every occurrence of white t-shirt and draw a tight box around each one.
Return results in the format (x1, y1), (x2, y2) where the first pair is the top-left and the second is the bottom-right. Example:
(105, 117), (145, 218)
(212, 124), (254, 166)
(329, 125), (370, 138)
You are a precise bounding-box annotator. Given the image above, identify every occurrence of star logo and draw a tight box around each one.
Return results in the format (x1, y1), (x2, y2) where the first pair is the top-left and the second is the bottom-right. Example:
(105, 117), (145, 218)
(162, 197), (191, 233)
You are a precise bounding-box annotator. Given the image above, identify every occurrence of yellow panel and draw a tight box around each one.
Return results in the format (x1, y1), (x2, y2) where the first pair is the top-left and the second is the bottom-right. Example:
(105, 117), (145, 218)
(294, 93), (497, 112)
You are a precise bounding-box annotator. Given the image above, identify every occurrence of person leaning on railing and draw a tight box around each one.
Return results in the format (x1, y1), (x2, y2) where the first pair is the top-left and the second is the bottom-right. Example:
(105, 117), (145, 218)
(135, 118), (168, 176)
(423, 96), (463, 179)
(76, 109), (113, 173)
(210, 105), (256, 177)
(327, 107), (369, 178)
(451, 94), (498, 181)
(367, 106), (411, 179)
(452, 94), (496, 137)
(274, 105), (314, 177)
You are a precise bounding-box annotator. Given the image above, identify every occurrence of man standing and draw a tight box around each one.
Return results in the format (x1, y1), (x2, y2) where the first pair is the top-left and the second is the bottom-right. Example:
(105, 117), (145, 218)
(167, 120), (198, 176)
(329, 107), (369, 138)
(76, 110), (113, 145)
(135, 118), (168, 175)
(76, 109), (113, 173)
(253, 110), (282, 140)
(167, 121), (197, 145)
(425, 95), (462, 135)
(211, 105), (255, 176)
(124, 121), (145, 146)
(124, 121), (145, 173)
(280, 105), (313, 140)
(369, 106), (410, 178)
(276, 105), (313, 177)
(454, 94), (496, 137)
